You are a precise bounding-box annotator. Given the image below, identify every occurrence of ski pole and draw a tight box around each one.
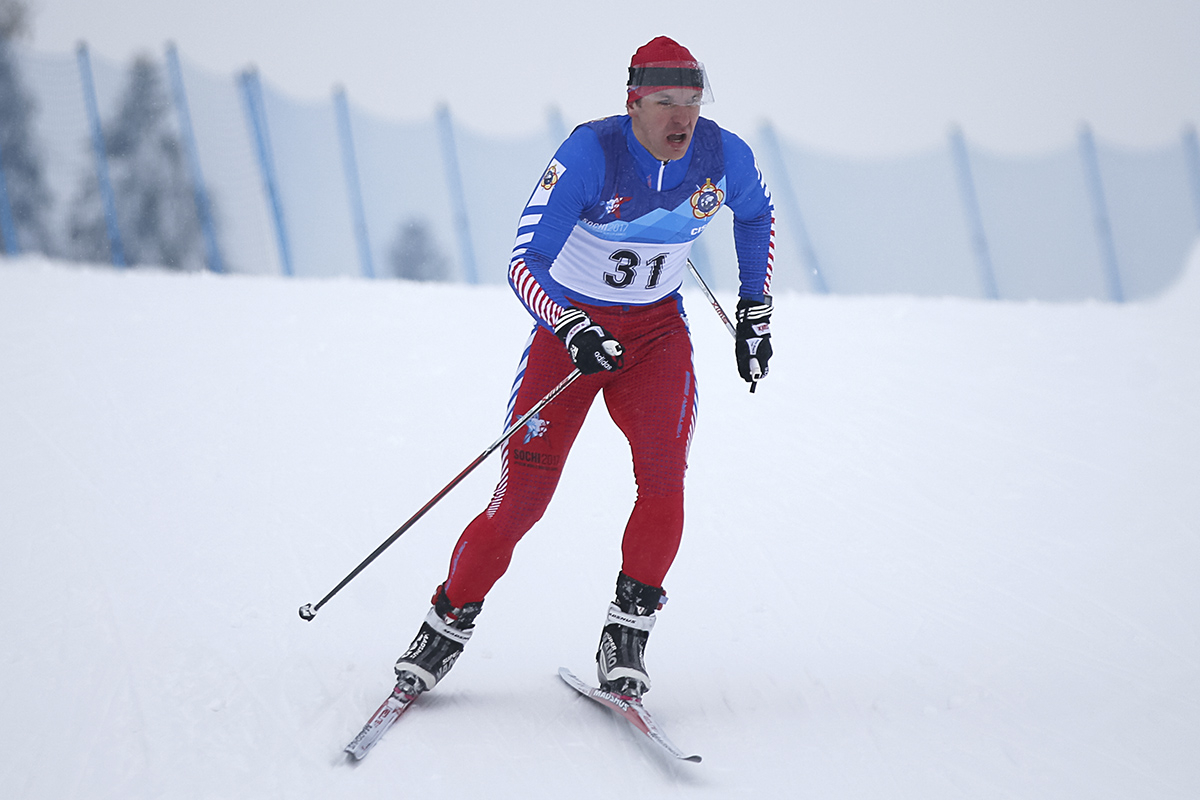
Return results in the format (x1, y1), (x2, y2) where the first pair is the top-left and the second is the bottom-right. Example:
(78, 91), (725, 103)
(686, 259), (758, 393)
(299, 368), (583, 621)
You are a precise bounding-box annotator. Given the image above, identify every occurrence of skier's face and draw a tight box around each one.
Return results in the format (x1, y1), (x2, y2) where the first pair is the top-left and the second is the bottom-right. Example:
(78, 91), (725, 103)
(627, 88), (702, 161)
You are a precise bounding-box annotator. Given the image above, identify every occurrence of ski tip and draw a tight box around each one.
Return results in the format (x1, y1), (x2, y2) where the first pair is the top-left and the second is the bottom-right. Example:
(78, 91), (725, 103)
(343, 738), (371, 761)
(558, 666), (586, 687)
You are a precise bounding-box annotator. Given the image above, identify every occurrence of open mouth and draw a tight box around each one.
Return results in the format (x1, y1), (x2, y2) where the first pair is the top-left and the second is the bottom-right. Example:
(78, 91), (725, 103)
(667, 133), (688, 144)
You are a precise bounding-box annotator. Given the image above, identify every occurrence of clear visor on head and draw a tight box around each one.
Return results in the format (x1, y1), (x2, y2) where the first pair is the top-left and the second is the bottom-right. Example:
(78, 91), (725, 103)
(627, 61), (714, 106)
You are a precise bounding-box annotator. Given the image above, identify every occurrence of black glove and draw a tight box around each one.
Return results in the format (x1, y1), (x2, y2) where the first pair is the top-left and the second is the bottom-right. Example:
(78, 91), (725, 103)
(554, 307), (625, 375)
(734, 297), (773, 383)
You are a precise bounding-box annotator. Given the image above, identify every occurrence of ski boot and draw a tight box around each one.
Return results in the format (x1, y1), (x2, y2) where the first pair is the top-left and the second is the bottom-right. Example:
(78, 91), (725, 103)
(394, 584), (483, 693)
(596, 572), (666, 698)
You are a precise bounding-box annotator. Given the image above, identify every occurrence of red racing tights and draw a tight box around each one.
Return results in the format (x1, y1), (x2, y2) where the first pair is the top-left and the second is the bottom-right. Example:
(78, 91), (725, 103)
(441, 297), (697, 607)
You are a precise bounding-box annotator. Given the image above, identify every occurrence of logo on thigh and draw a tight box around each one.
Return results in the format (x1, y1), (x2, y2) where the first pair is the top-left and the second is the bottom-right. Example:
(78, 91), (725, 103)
(523, 411), (550, 444)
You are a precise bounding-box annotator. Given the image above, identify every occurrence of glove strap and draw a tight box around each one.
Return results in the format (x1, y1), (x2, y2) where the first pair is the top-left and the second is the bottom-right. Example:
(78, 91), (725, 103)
(554, 307), (590, 348)
(736, 297), (773, 337)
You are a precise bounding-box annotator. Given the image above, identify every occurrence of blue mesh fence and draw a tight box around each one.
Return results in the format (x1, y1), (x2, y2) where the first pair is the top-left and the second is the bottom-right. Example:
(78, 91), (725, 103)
(1097, 139), (1198, 300)
(767, 135), (980, 297)
(348, 107), (456, 282)
(969, 145), (1108, 301)
(2, 42), (1196, 301)
(175, 55), (279, 275)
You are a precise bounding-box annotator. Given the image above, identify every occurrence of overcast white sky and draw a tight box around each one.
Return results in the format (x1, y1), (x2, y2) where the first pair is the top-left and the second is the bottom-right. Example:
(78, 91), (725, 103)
(22, 0), (1200, 156)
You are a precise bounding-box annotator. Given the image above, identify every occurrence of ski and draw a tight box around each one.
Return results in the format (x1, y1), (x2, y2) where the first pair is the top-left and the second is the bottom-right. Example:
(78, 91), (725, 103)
(344, 682), (423, 760)
(558, 667), (702, 763)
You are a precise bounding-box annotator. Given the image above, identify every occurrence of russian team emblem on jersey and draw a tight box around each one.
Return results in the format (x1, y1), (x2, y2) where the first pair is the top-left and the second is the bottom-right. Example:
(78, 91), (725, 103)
(532, 159), (566, 204)
(689, 178), (724, 219)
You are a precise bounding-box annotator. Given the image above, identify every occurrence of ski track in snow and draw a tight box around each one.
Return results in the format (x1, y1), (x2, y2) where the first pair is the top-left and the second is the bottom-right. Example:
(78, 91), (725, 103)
(2, 245), (1199, 798)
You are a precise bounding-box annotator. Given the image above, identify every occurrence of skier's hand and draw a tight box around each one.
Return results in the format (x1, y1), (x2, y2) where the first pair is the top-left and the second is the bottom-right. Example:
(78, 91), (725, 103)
(555, 307), (624, 374)
(734, 297), (773, 383)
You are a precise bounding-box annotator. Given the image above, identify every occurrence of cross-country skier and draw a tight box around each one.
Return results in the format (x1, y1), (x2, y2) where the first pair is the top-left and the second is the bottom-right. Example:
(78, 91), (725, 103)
(393, 35), (776, 699)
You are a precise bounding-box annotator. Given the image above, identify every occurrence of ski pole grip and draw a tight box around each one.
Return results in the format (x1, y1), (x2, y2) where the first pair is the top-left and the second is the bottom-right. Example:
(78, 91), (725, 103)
(299, 603), (317, 622)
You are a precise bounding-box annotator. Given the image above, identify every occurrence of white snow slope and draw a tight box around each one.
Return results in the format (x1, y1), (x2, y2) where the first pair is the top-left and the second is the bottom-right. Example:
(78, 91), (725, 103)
(2, 245), (1199, 799)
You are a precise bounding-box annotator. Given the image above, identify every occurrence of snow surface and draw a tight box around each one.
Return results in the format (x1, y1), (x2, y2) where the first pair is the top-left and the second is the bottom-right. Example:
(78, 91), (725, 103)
(2, 245), (1199, 798)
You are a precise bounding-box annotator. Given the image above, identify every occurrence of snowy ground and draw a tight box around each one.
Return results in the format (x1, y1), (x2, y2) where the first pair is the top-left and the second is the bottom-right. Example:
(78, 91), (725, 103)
(2, 246), (1199, 799)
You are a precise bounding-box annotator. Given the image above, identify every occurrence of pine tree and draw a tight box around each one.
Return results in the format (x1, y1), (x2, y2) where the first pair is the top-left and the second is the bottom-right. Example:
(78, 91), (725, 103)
(388, 217), (449, 281)
(0, 0), (55, 255)
(68, 54), (209, 269)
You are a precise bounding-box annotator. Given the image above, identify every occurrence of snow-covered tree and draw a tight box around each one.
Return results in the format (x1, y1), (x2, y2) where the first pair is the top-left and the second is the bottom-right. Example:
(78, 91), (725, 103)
(67, 54), (210, 269)
(0, 0), (56, 255)
(0, 0), (28, 36)
(387, 217), (450, 281)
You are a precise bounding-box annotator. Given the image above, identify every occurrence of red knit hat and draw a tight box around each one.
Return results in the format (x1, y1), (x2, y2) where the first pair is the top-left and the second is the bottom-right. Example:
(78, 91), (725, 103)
(627, 36), (710, 103)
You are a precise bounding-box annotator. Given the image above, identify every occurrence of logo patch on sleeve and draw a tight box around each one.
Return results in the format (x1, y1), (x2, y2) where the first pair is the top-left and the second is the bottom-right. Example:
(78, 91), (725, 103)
(532, 159), (566, 203)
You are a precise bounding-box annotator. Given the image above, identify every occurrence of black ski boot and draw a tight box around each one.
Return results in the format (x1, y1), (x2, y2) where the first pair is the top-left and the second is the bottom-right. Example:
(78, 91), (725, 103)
(596, 572), (666, 698)
(394, 585), (483, 692)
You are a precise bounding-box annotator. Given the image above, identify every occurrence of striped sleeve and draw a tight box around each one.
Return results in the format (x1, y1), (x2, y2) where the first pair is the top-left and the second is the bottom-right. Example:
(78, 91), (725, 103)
(508, 256), (564, 329)
(507, 126), (605, 329)
(733, 205), (775, 299)
(722, 129), (776, 301)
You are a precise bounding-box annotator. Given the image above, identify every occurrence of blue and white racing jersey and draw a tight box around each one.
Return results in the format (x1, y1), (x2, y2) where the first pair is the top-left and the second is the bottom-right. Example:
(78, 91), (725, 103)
(508, 115), (775, 329)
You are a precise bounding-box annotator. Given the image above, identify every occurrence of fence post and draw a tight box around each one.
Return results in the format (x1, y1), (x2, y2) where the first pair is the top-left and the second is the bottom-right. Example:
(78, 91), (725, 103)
(165, 42), (224, 273)
(546, 105), (568, 144)
(333, 86), (375, 279)
(948, 126), (999, 300)
(1183, 123), (1200, 233)
(436, 103), (478, 284)
(757, 121), (828, 294)
(238, 67), (293, 277)
(76, 42), (126, 267)
(1078, 124), (1123, 303)
(0, 134), (18, 255)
